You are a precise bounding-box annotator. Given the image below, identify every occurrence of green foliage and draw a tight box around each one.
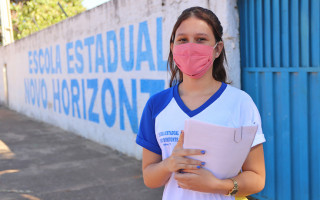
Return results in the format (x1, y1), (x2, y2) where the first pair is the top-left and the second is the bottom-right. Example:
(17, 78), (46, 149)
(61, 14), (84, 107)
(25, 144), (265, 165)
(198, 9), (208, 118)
(10, 0), (86, 40)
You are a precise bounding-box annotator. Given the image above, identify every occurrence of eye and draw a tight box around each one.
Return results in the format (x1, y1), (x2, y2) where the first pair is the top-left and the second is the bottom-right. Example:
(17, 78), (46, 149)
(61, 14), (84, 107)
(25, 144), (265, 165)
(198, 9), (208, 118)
(177, 38), (187, 43)
(196, 37), (207, 42)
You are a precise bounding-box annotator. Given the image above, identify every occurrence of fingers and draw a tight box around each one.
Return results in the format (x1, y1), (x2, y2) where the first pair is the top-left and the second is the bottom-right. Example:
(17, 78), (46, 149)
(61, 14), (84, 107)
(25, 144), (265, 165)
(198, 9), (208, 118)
(174, 172), (184, 180)
(174, 130), (184, 149)
(177, 182), (188, 190)
(165, 156), (205, 172)
(175, 148), (205, 157)
(181, 157), (204, 167)
(176, 163), (202, 170)
(174, 172), (197, 190)
(181, 169), (199, 174)
(166, 130), (206, 172)
(173, 130), (205, 156)
(174, 157), (205, 170)
(174, 171), (196, 182)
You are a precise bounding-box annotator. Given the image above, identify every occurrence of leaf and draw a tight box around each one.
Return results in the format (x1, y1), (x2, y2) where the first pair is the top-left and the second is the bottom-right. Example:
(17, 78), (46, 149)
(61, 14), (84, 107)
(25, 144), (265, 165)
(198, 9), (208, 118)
(9, 0), (86, 41)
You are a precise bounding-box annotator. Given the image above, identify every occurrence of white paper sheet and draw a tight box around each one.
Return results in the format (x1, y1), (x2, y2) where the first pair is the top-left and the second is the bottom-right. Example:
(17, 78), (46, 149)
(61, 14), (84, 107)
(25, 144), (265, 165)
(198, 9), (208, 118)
(183, 119), (258, 179)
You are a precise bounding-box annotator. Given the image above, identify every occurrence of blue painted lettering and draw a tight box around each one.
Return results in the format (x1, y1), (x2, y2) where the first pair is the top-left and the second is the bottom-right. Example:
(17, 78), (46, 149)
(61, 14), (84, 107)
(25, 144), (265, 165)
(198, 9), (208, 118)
(84, 36), (95, 73)
(28, 51), (33, 74)
(81, 79), (87, 120)
(156, 17), (167, 71)
(95, 33), (106, 73)
(62, 79), (70, 115)
(120, 25), (134, 71)
(33, 50), (38, 74)
(75, 40), (84, 74)
(30, 79), (35, 105)
(71, 79), (81, 118)
(136, 21), (155, 71)
(107, 30), (118, 73)
(49, 46), (54, 74)
(35, 79), (41, 107)
(39, 49), (44, 74)
(66, 42), (75, 74)
(52, 79), (61, 113)
(87, 79), (99, 123)
(41, 79), (47, 109)
(101, 78), (116, 127)
(118, 79), (138, 133)
(140, 79), (165, 97)
(55, 45), (62, 74)
(45, 48), (50, 74)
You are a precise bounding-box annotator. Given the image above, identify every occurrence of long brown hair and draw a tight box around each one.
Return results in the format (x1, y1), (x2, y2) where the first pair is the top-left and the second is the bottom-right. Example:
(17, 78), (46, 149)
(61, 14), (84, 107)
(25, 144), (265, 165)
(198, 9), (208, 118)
(168, 7), (228, 87)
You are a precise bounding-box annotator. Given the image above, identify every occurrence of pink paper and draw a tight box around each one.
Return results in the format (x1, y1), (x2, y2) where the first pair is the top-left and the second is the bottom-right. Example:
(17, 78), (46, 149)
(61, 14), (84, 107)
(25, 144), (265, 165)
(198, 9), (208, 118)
(183, 118), (258, 179)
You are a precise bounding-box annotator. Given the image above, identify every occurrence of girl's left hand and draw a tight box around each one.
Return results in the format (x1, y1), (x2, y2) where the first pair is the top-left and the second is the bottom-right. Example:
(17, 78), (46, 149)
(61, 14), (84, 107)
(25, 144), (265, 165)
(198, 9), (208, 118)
(174, 168), (225, 194)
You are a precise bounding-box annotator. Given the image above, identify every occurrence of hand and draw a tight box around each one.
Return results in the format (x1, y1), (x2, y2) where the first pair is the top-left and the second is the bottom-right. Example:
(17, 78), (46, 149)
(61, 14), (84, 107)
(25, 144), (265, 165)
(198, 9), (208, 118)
(162, 131), (205, 173)
(174, 168), (225, 193)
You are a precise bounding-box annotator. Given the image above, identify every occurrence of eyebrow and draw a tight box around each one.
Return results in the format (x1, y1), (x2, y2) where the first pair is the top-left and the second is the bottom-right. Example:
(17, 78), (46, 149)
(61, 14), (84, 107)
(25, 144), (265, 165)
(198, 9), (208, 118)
(176, 33), (209, 37)
(195, 33), (209, 37)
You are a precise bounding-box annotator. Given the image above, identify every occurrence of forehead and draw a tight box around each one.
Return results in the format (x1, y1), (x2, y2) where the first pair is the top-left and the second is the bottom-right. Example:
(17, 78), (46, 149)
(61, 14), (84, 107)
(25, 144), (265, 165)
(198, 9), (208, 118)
(175, 17), (213, 36)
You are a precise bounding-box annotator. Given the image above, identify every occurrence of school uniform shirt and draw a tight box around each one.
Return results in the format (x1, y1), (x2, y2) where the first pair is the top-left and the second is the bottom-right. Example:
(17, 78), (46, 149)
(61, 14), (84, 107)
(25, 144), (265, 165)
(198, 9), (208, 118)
(136, 82), (266, 200)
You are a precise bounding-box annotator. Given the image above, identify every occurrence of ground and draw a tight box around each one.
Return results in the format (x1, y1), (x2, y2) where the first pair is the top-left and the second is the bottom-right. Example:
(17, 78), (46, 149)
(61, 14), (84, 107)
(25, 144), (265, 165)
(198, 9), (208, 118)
(0, 106), (162, 200)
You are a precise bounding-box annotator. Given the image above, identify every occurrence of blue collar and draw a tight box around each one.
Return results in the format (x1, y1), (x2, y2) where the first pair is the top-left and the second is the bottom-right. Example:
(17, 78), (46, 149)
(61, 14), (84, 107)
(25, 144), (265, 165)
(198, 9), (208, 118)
(173, 82), (227, 117)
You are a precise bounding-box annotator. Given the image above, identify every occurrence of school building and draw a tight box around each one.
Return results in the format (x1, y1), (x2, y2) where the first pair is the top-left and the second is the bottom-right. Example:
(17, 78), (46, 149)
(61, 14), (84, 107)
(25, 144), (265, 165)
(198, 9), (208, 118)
(0, 0), (318, 199)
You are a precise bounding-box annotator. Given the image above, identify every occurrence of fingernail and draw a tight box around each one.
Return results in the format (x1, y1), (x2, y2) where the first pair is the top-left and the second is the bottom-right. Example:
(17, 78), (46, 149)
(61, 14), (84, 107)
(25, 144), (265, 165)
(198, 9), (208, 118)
(197, 165), (201, 169)
(201, 162), (205, 165)
(201, 150), (206, 154)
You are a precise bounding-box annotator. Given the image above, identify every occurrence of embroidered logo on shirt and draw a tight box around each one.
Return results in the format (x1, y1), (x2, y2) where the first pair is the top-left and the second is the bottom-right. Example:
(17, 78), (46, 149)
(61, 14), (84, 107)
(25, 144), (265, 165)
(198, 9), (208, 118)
(158, 131), (179, 145)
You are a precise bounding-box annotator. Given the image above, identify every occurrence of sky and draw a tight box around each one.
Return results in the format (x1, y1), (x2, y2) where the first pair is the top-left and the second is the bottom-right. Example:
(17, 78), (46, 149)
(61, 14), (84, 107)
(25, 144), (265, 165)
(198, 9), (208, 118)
(82, 0), (111, 10)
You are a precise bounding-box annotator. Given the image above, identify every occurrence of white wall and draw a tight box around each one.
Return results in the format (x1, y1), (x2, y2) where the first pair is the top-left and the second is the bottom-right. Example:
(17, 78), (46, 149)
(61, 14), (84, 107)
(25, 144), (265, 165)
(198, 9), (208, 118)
(0, 0), (240, 159)
(0, 61), (5, 105)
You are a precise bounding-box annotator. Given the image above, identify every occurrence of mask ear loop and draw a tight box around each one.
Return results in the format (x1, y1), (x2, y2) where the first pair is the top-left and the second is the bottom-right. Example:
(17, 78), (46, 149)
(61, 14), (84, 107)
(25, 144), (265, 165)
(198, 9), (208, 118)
(213, 42), (220, 57)
(213, 42), (219, 49)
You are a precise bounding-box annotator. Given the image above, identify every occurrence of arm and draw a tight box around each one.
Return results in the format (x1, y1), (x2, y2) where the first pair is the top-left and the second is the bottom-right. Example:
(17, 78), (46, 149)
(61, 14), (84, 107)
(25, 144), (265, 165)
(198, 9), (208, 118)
(142, 148), (170, 188)
(232, 143), (266, 196)
(142, 132), (205, 188)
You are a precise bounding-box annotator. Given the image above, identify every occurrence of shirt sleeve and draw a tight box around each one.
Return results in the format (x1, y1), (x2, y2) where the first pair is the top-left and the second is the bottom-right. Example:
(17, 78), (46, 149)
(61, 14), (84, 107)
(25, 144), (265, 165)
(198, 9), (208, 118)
(240, 93), (266, 147)
(250, 103), (266, 147)
(136, 98), (162, 155)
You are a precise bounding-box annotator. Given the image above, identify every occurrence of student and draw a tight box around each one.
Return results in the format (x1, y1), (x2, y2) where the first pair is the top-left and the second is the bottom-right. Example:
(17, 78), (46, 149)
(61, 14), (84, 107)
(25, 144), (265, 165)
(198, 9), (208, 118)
(136, 6), (266, 200)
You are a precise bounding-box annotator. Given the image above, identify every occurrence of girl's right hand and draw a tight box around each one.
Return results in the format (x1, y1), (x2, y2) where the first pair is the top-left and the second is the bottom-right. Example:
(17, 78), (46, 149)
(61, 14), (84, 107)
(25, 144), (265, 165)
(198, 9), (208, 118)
(162, 131), (205, 172)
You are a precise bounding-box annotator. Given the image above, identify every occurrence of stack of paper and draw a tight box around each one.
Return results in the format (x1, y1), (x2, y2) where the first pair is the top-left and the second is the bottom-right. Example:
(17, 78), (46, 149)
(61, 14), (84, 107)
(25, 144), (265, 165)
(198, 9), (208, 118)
(183, 119), (258, 179)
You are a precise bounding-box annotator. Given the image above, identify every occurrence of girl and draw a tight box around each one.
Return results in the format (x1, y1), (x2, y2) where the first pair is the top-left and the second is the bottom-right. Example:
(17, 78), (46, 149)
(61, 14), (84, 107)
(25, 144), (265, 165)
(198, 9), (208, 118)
(136, 6), (266, 200)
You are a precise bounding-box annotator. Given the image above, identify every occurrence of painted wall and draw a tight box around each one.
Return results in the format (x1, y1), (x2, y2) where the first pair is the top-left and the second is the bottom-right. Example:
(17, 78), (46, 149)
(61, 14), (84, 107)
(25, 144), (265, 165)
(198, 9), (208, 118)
(0, 63), (5, 104)
(0, 0), (240, 159)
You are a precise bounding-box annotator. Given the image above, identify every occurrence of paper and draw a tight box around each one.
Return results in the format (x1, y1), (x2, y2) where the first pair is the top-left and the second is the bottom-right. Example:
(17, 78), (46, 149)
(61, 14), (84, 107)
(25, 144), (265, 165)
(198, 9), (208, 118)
(183, 119), (258, 179)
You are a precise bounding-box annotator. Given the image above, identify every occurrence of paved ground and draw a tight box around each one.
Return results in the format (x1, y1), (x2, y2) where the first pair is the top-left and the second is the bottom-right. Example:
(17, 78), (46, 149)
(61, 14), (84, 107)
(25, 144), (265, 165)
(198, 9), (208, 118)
(0, 106), (163, 200)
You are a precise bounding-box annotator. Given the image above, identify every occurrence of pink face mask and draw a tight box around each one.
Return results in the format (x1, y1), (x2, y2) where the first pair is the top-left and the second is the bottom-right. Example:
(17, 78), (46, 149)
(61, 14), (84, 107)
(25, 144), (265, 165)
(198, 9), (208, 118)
(173, 42), (218, 79)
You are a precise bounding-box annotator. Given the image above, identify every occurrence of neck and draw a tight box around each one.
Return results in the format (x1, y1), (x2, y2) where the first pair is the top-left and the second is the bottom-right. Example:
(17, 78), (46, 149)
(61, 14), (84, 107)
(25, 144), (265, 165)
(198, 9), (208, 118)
(179, 73), (221, 96)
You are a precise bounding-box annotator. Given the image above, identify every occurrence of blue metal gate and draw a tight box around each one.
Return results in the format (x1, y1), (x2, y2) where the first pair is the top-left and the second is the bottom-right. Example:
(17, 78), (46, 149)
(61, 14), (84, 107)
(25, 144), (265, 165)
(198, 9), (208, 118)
(238, 0), (320, 199)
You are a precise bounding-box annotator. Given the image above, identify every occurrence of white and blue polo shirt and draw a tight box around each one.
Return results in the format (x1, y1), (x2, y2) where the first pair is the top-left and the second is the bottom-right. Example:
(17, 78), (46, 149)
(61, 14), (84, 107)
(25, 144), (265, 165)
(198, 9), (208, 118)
(136, 82), (266, 200)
